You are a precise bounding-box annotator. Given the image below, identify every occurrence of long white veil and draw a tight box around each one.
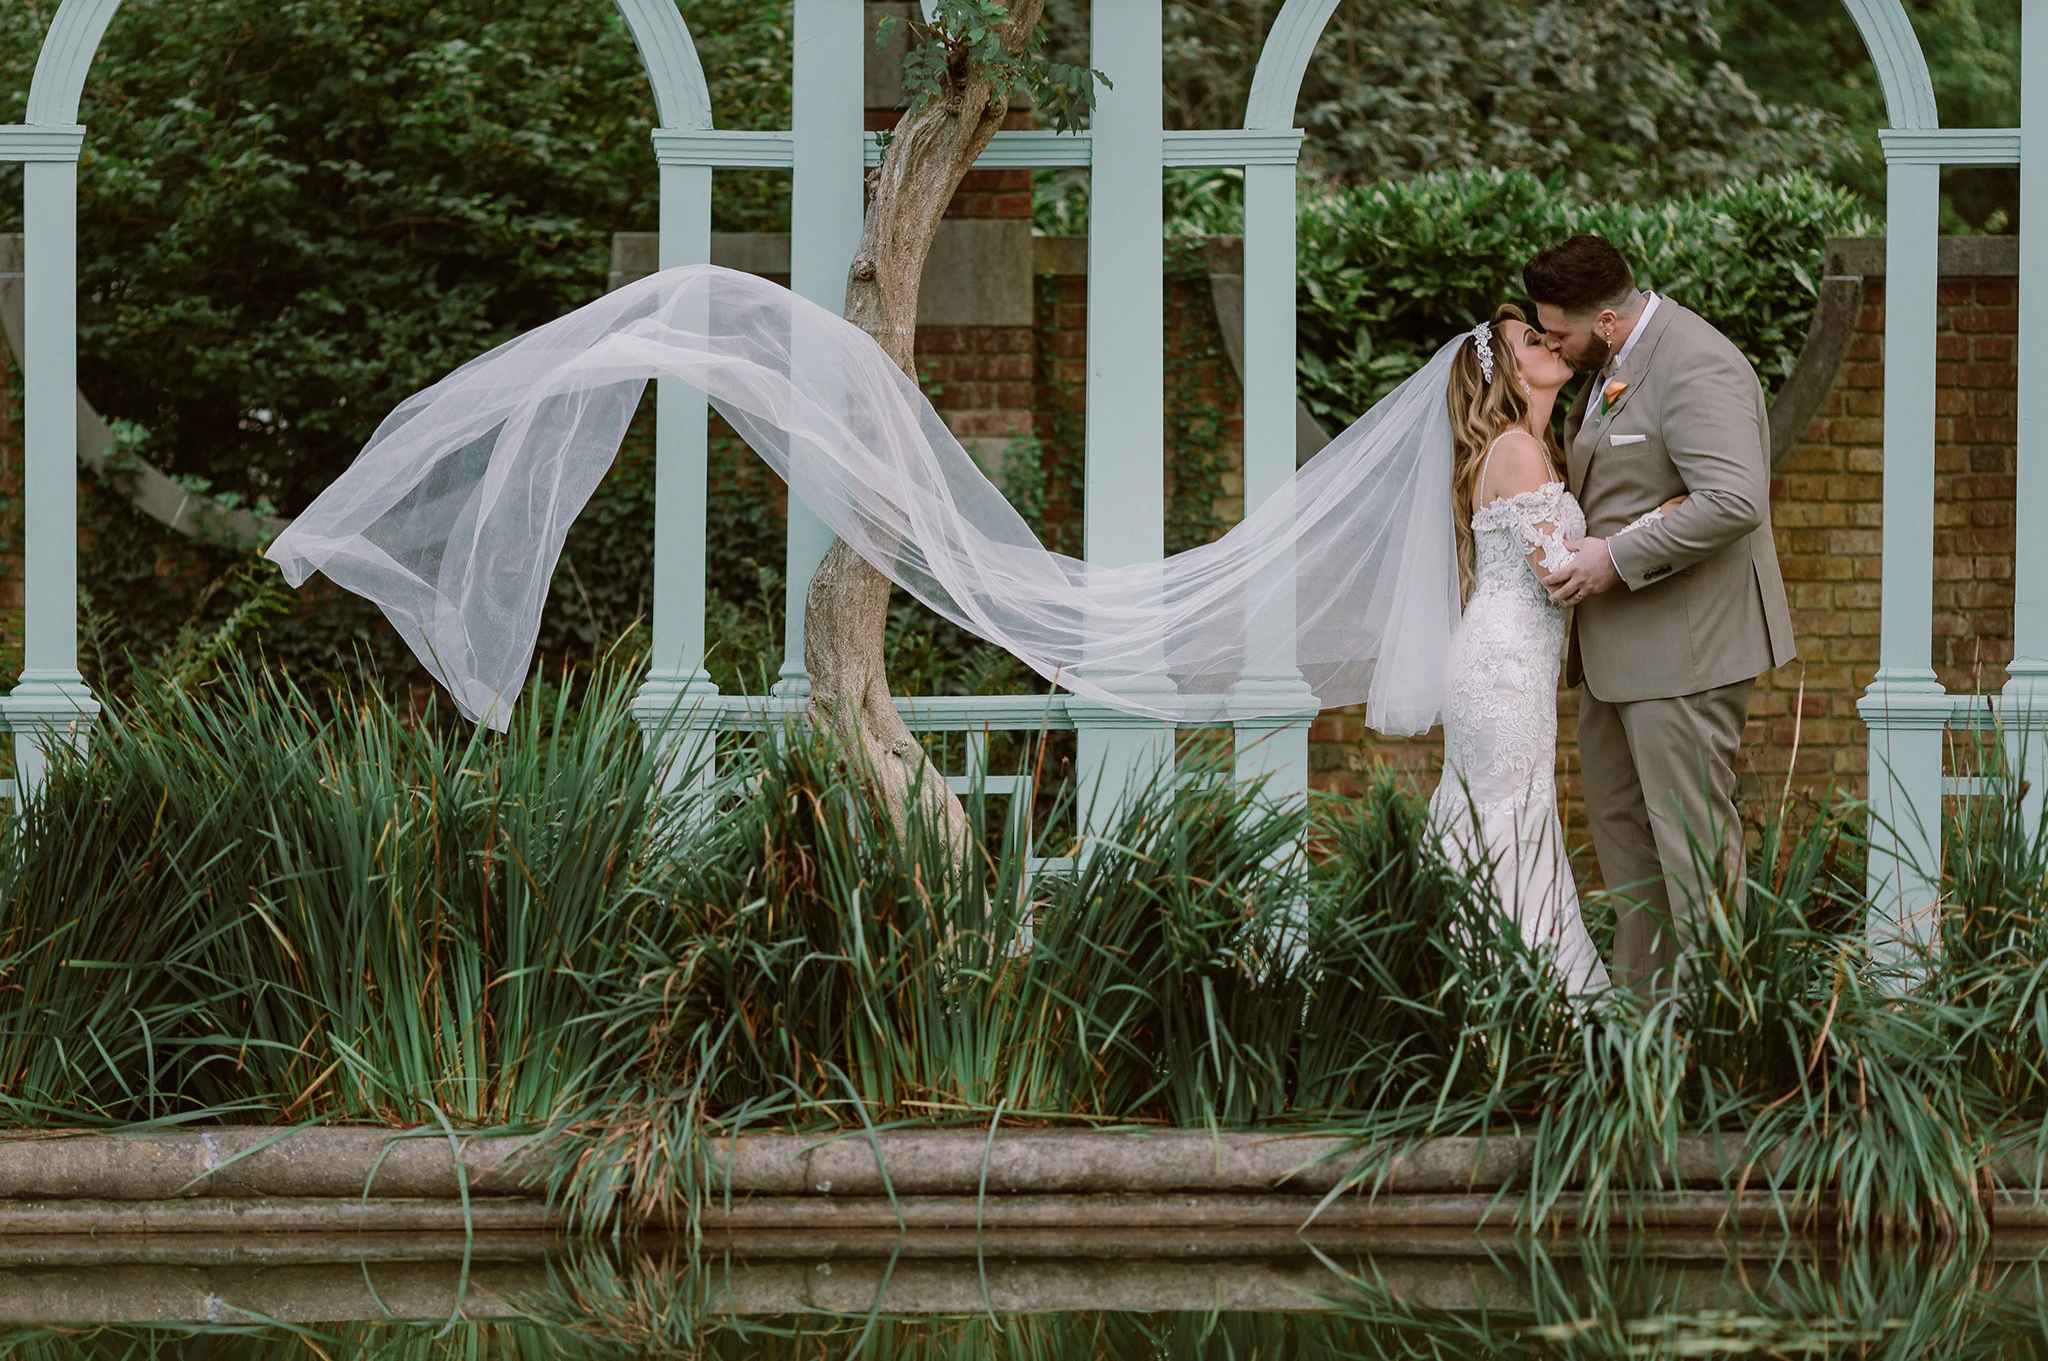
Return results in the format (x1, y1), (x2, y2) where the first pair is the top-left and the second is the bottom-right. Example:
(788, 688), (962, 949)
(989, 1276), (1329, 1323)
(267, 264), (1462, 734)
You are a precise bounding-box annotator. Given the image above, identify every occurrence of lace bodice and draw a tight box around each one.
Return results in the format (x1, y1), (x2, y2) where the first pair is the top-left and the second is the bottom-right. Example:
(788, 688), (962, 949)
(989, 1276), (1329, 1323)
(1429, 472), (1608, 997)
(1433, 472), (1581, 821)
(1468, 480), (1586, 607)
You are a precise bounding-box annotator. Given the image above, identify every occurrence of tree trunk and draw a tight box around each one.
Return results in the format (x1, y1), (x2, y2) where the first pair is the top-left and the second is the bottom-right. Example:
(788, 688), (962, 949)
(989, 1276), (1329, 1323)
(803, 3), (1048, 856)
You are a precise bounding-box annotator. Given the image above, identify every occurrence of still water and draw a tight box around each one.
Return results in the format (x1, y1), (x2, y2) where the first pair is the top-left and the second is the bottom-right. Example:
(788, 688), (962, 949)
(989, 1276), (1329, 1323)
(3, 1228), (2047, 1357)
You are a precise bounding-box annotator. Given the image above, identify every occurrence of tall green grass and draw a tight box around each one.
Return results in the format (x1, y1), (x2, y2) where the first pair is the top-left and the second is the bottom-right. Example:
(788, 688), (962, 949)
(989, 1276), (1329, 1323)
(0, 658), (671, 1128)
(5, 660), (2048, 1239)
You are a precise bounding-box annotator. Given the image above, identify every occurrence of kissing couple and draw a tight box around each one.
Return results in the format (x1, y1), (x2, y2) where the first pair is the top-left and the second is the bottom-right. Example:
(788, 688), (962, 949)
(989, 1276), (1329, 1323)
(1426, 234), (1795, 1002)
(268, 233), (1793, 1007)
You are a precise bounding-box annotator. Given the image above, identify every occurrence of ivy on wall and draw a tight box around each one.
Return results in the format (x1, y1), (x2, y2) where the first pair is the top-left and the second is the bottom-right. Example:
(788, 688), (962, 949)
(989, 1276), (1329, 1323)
(1161, 240), (1238, 555)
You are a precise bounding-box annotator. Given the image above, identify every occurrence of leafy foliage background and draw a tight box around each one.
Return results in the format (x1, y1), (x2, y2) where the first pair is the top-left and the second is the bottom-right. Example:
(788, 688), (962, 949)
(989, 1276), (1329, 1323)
(0, 0), (791, 689)
(0, 0), (1972, 699)
(1290, 171), (1877, 425)
(1041, 0), (1854, 199)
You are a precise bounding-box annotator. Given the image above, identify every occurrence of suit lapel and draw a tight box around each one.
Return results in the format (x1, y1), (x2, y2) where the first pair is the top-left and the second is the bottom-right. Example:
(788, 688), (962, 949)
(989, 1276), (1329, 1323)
(1587, 302), (1675, 438)
(1565, 383), (1595, 493)
(1572, 301), (1677, 492)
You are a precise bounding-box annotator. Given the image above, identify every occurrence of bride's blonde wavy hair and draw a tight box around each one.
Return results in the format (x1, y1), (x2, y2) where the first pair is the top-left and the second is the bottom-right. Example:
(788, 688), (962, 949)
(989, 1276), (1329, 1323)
(1446, 303), (1562, 601)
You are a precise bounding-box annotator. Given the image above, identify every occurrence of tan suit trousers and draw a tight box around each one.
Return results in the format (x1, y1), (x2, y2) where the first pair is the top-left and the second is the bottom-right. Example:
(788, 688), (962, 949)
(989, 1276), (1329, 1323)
(1577, 677), (1753, 1002)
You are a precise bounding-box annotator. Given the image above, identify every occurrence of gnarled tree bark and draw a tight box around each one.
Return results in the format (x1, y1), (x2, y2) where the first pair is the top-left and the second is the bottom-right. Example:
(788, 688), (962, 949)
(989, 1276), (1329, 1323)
(803, 2), (1049, 856)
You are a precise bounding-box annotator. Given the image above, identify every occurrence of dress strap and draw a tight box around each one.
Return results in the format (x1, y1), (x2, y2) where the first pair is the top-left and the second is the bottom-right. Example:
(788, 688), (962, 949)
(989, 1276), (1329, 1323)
(1476, 431), (1516, 505)
(1476, 429), (1559, 505)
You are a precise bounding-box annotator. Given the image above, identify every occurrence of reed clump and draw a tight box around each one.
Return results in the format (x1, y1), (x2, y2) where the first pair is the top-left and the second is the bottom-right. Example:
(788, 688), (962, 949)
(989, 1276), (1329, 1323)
(2, 658), (2046, 1239)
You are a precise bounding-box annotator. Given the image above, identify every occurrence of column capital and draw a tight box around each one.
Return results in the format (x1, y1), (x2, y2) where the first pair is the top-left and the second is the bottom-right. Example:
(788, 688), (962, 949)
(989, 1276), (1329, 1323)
(1062, 699), (1177, 731)
(1227, 672), (1319, 725)
(0, 124), (84, 163)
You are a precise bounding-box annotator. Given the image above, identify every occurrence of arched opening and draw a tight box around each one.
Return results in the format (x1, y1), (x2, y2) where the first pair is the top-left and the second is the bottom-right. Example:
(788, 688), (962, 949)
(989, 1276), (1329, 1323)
(0, 0), (2033, 950)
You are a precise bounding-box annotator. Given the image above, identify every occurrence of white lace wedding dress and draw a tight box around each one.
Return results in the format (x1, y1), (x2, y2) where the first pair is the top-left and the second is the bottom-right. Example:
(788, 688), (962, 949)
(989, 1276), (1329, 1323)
(1427, 446), (1612, 997)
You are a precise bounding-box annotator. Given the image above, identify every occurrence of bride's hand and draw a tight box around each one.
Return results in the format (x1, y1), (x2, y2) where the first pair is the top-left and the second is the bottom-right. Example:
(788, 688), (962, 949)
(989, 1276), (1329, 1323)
(1658, 494), (1688, 516)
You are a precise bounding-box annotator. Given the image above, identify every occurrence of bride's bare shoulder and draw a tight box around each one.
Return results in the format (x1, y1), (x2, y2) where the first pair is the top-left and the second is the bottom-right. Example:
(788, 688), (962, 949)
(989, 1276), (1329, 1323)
(1479, 429), (1557, 502)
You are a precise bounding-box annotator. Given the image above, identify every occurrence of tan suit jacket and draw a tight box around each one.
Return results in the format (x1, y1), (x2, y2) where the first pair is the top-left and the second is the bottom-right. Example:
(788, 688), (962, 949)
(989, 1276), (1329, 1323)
(1565, 300), (1795, 702)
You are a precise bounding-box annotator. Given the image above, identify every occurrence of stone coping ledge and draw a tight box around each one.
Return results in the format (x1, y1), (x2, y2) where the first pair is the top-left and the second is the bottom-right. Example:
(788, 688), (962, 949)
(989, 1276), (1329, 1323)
(701, 1128), (1761, 1196)
(1826, 233), (2019, 279)
(695, 1190), (1820, 1232)
(0, 1198), (558, 1235)
(0, 1127), (543, 1201)
(3, 1127), (2045, 1234)
(0, 1126), (1767, 1202)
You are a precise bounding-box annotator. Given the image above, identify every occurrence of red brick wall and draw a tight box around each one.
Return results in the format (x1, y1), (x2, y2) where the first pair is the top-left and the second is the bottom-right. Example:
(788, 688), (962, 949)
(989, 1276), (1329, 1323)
(1026, 266), (1247, 558)
(916, 323), (1037, 446)
(1748, 274), (2016, 799)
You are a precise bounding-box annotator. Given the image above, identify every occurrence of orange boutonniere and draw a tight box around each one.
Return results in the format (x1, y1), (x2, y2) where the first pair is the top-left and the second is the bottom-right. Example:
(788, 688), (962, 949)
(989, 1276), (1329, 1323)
(1591, 378), (1630, 428)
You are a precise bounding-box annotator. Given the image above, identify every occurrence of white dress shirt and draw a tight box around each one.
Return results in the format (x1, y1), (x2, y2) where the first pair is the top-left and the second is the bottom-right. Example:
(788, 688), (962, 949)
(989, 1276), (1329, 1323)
(1592, 291), (1660, 587)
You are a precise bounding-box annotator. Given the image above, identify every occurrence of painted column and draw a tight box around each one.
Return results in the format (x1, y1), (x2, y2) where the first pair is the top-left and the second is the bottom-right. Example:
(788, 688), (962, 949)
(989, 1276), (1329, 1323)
(632, 155), (719, 788)
(2003, 0), (2048, 829)
(1071, 0), (1174, 833)
(1230, 156), (1316, 805)
(1858, 147), (1950, 970)
(778, 0), (866, 698)
(5, 146), (100, 796)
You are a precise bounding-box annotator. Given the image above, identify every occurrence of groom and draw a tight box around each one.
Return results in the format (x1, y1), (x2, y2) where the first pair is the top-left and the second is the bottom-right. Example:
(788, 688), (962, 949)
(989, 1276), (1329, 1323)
(1524, 235), (1795, 1001)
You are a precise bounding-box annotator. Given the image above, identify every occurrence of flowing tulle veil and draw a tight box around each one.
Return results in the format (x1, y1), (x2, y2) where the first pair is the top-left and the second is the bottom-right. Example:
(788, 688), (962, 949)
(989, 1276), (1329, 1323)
(267, 264), (1463, 734)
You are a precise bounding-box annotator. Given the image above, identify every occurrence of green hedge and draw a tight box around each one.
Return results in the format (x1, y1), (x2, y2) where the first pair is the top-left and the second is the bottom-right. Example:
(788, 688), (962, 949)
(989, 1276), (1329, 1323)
(1293, 169), (1877, 426)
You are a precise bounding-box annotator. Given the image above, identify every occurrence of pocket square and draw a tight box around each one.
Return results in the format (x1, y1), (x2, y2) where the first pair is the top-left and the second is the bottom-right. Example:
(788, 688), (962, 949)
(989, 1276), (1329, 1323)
(1609, 434), (1647, 446)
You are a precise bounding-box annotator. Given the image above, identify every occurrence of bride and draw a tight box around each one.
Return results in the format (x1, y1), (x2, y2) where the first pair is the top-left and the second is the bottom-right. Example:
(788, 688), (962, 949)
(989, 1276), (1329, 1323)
(1434, 311), (1602, 994)
(267, 267), (1650, 995)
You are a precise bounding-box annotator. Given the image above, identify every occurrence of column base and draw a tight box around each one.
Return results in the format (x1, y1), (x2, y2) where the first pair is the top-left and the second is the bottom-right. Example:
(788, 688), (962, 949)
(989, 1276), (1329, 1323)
(632, 671), (721, 792)
(1066, 700), (1176, 840)
(1857, 670), (1952, 981)
(1998, 660), (2048, 830)
(1, 674), (101, 802)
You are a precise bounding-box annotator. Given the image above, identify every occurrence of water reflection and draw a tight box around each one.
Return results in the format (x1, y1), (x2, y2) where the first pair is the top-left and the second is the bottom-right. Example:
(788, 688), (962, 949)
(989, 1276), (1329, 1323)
(3, 1229), (2047, 1357)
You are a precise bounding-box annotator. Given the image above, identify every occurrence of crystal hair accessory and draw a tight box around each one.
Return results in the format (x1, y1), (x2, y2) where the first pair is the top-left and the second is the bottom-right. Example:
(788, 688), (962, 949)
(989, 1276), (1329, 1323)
(1467, 322), (1494, 384)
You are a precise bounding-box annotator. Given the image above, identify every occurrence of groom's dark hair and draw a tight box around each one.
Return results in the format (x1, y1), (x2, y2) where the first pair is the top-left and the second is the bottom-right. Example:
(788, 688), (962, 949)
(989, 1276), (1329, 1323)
(1523, 235), (1638, 315)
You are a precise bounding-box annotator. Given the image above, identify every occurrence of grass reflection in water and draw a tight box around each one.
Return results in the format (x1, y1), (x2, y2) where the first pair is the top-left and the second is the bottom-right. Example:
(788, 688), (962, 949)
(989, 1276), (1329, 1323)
(4, 1233), (2048, 1358)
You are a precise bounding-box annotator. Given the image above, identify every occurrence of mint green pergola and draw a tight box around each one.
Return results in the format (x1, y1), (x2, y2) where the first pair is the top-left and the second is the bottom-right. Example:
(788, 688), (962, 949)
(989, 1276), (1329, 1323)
(0, 0), (2033, 945)
(1843, 0), (2045, 960)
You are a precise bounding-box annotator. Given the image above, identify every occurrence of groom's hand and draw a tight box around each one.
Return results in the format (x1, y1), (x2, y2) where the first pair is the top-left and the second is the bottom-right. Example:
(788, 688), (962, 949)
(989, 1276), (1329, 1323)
(1543, 538), (1620, 605)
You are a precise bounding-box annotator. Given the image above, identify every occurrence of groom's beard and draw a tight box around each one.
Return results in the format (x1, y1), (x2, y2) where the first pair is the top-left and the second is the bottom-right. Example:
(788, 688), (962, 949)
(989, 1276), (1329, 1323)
(1566, 333), (1614, 374)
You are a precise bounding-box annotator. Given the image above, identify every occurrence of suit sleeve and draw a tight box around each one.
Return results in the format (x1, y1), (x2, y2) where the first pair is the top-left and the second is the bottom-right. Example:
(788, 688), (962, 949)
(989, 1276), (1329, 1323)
(1604, 348), (1768, 590)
